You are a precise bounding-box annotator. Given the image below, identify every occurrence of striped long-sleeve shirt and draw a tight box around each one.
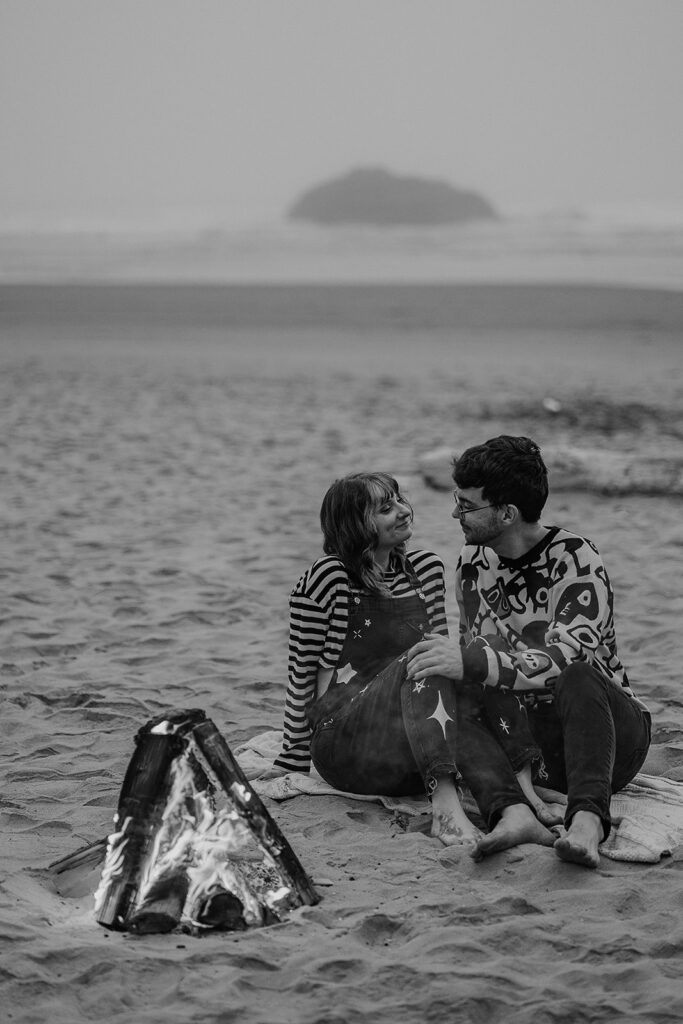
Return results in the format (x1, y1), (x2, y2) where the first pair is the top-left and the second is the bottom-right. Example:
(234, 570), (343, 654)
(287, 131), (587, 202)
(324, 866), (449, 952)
(275, 549), (448, 772)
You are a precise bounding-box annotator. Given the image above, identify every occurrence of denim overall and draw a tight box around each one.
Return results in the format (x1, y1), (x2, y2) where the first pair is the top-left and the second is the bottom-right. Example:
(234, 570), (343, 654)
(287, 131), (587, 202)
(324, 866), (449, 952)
(308, 561), (460, 797)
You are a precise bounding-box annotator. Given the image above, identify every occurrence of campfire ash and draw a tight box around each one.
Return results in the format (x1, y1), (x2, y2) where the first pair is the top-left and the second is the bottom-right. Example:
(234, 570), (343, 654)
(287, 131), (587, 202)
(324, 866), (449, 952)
(93, 709), (319, 934)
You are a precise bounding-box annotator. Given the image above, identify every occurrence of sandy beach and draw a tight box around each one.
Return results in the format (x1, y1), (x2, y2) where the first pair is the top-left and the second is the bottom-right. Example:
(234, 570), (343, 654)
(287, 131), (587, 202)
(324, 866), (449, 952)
(2, 281), (683, 1023)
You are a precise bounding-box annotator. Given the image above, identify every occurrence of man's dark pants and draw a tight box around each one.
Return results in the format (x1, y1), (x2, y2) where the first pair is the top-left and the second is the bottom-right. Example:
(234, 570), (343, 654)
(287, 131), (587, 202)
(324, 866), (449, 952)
(456, 663), (651, 839)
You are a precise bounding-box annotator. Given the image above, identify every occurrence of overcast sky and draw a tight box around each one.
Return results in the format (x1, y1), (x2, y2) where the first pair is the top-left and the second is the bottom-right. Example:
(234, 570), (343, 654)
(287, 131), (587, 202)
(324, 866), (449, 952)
(2, 0), (682, 228)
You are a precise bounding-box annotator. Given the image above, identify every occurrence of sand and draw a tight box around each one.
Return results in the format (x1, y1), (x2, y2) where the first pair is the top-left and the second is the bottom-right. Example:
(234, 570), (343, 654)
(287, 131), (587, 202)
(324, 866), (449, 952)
(1, 282), (683, 1023)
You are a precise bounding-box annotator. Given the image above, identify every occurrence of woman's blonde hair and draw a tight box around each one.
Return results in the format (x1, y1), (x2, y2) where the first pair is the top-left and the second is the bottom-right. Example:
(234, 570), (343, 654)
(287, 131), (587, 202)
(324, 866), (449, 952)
(319, 472), (413, 594)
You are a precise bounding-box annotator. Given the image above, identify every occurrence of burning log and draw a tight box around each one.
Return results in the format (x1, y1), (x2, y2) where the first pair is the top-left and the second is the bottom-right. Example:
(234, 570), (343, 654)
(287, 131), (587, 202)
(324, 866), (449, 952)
(191, 719), (320, 910)
(194, 887), (249, 931)
(127, 870), (191, 935)
(94, 708), (207, 931)
(93, 709), (319, 934)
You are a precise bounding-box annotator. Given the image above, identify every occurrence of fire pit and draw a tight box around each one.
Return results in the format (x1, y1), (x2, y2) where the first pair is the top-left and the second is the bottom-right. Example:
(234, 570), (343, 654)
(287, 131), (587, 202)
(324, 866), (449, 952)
(89, 709), (319, 934)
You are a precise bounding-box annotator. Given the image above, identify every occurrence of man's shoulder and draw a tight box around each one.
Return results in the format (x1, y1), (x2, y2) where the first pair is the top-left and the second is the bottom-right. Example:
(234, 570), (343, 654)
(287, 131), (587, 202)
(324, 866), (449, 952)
(455, 529), (602, 575)
(456, 543), (495, 569)
(545, 526), (601, 559)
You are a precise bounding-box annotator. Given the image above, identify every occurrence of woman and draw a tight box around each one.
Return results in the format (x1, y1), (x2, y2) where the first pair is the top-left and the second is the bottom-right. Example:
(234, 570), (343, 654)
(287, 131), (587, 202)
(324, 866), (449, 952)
(274, 472), (480, 847)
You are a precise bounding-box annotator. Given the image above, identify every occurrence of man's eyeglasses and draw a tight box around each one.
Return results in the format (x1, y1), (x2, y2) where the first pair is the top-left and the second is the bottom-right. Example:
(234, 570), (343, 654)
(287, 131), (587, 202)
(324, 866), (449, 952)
(453, 497), (497, 517)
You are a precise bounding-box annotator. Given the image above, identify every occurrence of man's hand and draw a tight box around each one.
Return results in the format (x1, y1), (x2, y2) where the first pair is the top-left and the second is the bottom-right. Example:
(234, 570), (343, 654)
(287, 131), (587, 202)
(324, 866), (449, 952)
(406, 633), (464, 681)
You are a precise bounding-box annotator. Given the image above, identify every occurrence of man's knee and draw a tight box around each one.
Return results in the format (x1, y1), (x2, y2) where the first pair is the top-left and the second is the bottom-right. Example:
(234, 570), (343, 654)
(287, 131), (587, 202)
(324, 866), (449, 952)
(554, 662), (607, 704)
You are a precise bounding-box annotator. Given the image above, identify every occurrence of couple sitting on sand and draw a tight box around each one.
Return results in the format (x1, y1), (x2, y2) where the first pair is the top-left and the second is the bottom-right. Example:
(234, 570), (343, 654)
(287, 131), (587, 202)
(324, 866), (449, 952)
(272, 435), (651, 869)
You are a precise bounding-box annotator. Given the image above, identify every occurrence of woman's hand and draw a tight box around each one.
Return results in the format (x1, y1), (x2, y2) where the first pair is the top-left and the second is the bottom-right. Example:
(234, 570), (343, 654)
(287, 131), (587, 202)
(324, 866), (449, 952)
(406, 633), (464, 681)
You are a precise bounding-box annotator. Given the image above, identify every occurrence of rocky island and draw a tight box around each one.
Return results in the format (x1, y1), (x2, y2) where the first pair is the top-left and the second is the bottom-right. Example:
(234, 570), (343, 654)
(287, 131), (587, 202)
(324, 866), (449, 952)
(287, 166), (497, 226)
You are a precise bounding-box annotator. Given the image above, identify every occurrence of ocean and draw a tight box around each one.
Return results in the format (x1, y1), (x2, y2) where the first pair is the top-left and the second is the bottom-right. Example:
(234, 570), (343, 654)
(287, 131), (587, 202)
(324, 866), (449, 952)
(1, 209), (683, 287)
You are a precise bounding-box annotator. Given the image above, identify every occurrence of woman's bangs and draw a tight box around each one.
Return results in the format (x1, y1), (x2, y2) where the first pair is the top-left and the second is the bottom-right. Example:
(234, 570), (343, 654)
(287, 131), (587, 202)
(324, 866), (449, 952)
(367, 481), (395, 508)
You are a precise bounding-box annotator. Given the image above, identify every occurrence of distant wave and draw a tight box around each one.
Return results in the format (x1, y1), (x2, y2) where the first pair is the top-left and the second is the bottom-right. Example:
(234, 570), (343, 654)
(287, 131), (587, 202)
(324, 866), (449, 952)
(1, 210), (683, 288)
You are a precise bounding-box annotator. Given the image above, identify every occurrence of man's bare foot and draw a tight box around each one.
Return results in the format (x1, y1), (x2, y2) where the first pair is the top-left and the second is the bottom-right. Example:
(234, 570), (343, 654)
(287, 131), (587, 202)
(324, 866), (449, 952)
(554, 811), (603, 868)
(431, 812), (482, 847)
(471, 803), (556, 861)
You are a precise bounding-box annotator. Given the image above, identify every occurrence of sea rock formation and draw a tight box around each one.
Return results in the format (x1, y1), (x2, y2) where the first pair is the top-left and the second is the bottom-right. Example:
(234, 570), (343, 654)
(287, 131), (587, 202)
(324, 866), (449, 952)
(418, 445), (683, 496)
(288, 167), (497, 226)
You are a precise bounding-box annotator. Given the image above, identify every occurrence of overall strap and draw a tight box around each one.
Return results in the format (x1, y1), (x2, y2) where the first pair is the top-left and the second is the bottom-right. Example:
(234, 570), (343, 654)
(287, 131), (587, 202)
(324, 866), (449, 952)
(401, 554), (428, 606)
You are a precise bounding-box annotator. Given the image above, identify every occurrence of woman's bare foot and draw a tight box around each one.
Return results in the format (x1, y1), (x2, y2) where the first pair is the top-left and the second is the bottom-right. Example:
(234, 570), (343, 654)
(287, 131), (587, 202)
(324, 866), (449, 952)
(471, 803), (556, 862)
(515, 765), (565, 826)
(430, 811), (483, 847)
(429, 774), (481, 847)
(530, 798), (566, 828)
(533, 784), (568, 805)
(554, 811), (603, 868)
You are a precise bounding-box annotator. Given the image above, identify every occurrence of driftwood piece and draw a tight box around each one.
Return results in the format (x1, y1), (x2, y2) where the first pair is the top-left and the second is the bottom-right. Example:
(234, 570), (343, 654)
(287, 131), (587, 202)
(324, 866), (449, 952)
(418, 445), (683, 496)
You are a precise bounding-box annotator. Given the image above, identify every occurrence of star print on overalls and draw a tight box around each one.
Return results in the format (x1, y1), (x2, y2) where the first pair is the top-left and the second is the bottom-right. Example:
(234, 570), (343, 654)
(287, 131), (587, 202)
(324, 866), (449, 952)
(498, 717), (510, 734)
(413, 679), (426, 694)
(336, 663), (356, 685)
(427, 691), (454, 740)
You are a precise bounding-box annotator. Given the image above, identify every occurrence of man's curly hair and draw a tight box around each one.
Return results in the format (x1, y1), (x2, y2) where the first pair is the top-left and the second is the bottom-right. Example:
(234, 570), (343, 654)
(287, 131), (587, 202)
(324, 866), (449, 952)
(453, 435), (549, 523)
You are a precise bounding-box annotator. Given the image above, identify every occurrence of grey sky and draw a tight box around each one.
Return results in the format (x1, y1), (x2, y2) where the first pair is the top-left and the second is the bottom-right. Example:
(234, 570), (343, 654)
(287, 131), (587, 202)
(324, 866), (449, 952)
(2, 0), (682, 227)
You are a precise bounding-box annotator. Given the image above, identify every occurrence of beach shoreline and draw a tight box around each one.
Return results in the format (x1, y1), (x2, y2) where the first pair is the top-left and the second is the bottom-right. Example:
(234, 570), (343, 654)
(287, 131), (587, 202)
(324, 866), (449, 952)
(3, 280), (683, 332)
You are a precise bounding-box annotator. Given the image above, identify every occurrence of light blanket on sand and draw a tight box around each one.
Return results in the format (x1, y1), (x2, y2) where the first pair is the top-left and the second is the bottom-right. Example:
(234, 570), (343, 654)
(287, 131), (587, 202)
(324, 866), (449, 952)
(237, 730), (683, 864)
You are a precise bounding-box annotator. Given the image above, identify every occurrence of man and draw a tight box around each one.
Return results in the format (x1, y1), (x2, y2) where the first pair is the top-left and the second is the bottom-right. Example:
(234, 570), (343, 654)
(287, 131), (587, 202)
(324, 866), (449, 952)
(407, 435), (651, 867)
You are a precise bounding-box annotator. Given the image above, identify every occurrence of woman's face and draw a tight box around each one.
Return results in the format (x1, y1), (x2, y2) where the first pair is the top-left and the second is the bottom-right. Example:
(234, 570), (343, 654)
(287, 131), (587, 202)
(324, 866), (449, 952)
(371, 489), (413, 553)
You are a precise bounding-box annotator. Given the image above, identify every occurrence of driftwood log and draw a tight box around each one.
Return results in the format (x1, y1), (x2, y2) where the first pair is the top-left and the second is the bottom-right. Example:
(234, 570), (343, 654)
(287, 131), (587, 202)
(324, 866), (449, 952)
(418, 446), (683, 496)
